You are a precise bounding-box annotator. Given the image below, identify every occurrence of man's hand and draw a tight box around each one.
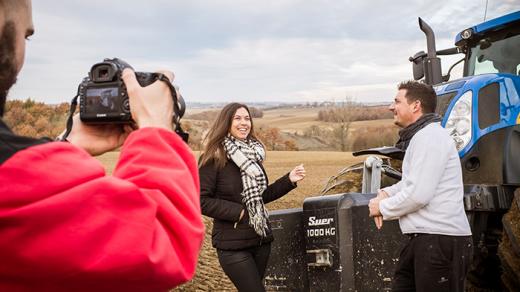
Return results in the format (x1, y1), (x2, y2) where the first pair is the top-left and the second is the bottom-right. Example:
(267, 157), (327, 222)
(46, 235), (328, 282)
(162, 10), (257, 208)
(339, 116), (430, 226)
(122, 68), (175, 130)
(60, 114), (133, 156)
(369, 190), (389, 230)
(369, 196), (382, 217)
(289, 164), (306, 184)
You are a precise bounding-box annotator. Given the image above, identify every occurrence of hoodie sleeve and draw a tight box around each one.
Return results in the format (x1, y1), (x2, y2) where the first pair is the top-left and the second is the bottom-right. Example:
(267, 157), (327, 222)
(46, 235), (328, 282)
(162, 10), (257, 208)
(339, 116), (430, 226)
(0, 127), (204, 291)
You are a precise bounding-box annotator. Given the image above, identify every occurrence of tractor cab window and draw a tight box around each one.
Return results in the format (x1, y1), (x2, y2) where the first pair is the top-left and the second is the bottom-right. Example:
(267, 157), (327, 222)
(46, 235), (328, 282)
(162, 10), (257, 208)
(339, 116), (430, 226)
(467, 26), (520, 76)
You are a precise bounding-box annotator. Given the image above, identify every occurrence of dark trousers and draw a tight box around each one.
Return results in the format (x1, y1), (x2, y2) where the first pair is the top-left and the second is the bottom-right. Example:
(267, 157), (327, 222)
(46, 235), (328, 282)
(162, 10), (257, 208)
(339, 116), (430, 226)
(393, 234), (473, 292)
(217, 243), (271, 292)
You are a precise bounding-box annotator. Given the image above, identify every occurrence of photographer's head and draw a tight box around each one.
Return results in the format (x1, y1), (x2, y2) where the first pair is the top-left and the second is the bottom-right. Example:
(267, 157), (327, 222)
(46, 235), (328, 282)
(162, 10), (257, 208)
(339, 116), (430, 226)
(0, 0), (33, 117)
(389, 80), (437, 128)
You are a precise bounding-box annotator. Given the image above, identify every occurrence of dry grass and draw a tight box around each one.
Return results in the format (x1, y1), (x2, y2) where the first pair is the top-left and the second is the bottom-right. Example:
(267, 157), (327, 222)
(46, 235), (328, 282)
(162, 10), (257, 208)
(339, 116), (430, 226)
(260, 151), (364, 209)
(96, 152), (119, 175)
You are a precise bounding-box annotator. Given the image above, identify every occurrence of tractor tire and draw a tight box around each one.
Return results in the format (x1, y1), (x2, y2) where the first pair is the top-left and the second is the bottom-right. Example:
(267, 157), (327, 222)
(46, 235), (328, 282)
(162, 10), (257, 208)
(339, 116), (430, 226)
(498, 189), (520, 291)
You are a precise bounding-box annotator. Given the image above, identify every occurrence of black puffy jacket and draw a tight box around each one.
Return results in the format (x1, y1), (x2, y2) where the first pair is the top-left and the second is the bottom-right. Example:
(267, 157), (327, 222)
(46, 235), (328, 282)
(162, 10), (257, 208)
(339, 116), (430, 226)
(199, 159), (296, 250)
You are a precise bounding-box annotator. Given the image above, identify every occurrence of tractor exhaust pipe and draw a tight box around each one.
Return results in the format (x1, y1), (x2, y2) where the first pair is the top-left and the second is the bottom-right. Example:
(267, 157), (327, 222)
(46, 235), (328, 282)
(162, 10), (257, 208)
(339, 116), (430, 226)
(419, 18), (438, 58)
(418, 18), (443, 85)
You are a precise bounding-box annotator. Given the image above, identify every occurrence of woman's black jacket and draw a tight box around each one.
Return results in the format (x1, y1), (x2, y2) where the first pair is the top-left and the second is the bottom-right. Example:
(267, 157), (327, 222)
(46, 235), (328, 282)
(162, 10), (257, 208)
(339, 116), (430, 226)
(199, 159), (296, 250)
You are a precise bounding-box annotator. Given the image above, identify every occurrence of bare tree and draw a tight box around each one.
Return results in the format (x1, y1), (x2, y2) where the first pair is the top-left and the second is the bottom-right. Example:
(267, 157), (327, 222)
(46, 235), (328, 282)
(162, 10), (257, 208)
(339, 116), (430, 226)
(333, 96), (357, 151)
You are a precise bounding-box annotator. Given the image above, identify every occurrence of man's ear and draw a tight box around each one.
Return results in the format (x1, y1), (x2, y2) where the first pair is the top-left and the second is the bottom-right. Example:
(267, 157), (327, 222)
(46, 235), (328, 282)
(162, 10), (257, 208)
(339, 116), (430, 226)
(413, 100), (422, 113)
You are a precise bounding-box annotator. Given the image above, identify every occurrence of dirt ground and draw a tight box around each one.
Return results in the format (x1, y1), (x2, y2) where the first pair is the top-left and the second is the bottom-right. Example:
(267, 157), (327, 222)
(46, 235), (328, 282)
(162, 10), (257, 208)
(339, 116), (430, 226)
(97, 150), (364, 292)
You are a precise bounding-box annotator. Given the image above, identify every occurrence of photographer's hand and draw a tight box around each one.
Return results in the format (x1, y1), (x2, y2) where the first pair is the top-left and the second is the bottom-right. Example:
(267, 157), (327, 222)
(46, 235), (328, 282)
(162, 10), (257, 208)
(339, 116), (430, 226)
(60, 114), (133, 156)
(122, 68), (175, 130)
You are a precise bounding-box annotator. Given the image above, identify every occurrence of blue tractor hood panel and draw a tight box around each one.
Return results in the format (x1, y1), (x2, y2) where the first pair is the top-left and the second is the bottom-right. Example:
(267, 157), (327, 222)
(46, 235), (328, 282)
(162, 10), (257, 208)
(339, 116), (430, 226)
(434, 73), (520, 157)
(455, 10), (520, 45)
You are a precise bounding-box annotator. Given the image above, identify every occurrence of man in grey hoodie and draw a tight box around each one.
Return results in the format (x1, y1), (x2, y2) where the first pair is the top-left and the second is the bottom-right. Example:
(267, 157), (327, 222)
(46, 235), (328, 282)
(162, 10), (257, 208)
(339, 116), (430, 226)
(369, 81), (472, 292)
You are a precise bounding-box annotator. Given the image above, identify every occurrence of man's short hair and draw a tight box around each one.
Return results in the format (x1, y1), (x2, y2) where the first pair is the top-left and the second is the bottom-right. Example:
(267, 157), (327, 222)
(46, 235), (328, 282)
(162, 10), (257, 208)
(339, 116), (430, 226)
(398, 81), (437, 114)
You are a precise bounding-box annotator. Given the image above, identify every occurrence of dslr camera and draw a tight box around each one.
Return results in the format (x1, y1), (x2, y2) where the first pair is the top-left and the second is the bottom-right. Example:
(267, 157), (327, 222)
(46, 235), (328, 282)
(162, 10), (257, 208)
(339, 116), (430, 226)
(78, 58), (184, 124)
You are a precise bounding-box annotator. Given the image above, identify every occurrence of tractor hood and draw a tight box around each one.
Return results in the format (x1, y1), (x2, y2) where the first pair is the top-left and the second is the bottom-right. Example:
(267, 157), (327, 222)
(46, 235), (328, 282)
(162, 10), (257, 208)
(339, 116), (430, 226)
(434, 73), (520, 157)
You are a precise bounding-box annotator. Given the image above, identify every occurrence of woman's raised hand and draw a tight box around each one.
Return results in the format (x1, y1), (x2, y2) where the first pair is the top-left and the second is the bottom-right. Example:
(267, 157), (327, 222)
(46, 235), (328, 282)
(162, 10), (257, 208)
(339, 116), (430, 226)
(289, 164), (306, 183)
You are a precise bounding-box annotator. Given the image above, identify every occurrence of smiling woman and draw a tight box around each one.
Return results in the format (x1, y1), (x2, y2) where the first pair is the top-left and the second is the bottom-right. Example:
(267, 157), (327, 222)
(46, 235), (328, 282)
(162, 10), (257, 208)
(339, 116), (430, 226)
(229, 107), (251, 140)
(198, 102), (306, 292)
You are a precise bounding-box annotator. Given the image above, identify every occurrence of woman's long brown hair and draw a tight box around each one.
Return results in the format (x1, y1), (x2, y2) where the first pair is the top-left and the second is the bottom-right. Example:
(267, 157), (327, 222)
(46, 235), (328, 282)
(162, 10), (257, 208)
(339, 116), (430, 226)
(199, 103), (262, 169)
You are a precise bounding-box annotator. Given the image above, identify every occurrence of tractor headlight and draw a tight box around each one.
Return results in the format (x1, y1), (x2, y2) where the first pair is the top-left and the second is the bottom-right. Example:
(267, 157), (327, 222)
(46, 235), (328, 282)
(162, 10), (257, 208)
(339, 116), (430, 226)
(461, 28), (473, 40)
(445, 91), (473, 151)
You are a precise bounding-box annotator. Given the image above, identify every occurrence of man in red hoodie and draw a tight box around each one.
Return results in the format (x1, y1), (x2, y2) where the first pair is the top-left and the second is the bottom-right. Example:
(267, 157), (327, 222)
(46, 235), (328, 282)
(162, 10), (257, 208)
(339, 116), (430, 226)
(0, 1), (204, 291)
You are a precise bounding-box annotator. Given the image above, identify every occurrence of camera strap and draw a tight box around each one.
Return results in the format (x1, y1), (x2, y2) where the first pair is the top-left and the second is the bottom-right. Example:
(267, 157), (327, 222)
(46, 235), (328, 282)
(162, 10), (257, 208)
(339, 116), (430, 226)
(59, 86), (80, 142)
(60, 76), (189, 143)
(156, 74), (189, 142)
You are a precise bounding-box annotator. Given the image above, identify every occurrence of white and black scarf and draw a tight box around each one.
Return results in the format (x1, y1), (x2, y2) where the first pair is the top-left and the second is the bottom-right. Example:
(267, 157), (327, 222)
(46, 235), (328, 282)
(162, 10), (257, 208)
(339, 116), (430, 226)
(223, 135), (269, 237)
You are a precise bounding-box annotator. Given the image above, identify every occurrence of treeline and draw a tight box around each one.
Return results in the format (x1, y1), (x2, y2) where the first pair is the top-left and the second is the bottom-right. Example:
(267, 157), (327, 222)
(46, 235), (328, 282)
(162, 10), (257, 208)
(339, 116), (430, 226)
(3, 100), (69, 139)
(2, 100), (298, 152)
(309, 102), (397, 151)
(256, 126), (298, 151)
(317, 104), (392, 122)
(302, 123), (398, 152)
(3, 100), (396, 153)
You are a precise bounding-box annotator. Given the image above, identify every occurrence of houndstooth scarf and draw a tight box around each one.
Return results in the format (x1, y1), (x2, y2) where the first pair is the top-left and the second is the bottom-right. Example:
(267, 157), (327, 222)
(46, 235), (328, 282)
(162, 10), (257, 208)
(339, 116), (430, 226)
(223, 135), (269, 237)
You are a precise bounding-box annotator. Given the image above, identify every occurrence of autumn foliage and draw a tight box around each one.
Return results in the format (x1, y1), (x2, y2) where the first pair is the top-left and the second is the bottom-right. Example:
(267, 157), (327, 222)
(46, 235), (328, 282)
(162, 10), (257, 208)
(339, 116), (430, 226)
(3, 99), (70, 139)
(2, 100), (394, 152)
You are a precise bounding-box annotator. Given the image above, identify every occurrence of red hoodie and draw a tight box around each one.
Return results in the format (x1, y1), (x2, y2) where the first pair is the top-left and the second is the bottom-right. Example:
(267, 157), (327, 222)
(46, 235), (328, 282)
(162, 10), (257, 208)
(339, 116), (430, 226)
(0, 127), (204, 291)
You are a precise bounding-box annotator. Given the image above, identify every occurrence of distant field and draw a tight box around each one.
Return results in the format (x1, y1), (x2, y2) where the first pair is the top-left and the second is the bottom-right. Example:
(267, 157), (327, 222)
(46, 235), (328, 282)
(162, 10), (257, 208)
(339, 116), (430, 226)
(184, 106), (394, 134)
(257, 107), (394, 134)
(95, 150), (366, 291)
(181, 106), (397, 153)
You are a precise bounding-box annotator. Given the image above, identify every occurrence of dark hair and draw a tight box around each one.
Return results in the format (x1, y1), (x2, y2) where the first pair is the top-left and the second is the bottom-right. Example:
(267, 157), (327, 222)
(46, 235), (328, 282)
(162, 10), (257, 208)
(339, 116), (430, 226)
(398, 80), (437, 113)
(199, 103), (262, 168)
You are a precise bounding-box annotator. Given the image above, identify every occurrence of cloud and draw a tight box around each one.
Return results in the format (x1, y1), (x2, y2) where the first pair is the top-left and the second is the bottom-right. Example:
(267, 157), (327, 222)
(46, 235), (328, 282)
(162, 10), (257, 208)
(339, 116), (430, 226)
(139, 37), (450, 103)
(8, 0), (520, 104)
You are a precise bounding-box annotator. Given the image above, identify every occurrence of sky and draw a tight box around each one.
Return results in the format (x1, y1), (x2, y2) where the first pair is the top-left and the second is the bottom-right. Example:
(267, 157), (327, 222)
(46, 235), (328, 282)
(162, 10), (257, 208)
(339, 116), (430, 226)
(8, 0), (520, 105)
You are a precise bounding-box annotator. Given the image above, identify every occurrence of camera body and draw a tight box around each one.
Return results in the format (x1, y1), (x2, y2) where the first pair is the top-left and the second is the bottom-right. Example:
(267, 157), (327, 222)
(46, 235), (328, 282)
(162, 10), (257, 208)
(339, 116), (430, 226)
(79, 58), (160, 124)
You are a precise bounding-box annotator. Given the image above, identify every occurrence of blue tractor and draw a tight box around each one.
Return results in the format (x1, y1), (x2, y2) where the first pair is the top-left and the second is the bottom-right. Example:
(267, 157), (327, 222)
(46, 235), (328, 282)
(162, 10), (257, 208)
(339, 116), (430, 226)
(410, 11), (520, 290)
(264, 11), (520, 291)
